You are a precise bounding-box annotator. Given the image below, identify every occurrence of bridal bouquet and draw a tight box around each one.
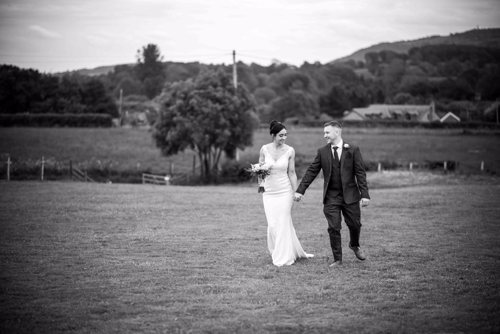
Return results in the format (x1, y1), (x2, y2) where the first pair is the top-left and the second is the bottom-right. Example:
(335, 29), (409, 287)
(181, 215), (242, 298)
(246, 163), (271, 193)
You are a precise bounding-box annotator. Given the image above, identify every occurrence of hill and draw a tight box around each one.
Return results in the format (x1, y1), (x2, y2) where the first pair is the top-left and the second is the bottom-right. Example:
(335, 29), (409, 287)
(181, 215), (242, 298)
(69, 28), (500, 76)
(332, 28), (500, 64)
(58, 64), (129, 77)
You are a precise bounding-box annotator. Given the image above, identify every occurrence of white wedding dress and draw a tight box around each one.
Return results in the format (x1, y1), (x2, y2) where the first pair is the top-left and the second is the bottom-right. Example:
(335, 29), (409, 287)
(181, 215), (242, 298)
(261, 145), (314, 266)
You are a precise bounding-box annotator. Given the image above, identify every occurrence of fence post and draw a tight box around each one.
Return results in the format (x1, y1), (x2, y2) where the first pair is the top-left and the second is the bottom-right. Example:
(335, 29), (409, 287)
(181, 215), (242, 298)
(41, 156), (45, 181)
(409, 162), (413, 171)
(377, 162), (382, 172)
(7, 156), (11, 181)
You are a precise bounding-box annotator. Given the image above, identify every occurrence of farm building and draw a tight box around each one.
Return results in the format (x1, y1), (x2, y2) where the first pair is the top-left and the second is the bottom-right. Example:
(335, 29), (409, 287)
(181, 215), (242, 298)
(343, 103), (440, 122)
(440, 112), (461, 123)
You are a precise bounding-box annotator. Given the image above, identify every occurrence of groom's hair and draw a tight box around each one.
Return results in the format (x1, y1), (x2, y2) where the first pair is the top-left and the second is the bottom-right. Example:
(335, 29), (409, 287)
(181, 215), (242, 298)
(324, 121), (342, 129)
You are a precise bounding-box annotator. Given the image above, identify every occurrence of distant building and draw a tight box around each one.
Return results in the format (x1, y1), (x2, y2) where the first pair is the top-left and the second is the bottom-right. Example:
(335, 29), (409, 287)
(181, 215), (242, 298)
(343, 103), (440, 122)
(440, 112), (461, 123)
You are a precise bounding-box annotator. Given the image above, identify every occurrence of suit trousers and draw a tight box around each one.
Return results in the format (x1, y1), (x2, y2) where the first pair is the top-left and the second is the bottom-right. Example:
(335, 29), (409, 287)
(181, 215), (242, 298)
(323, 190), (362, 261)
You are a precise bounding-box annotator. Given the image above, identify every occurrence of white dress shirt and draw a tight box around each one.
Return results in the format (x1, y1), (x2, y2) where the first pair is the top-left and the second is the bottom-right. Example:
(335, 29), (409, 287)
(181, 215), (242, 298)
(331, 139), (343, 161)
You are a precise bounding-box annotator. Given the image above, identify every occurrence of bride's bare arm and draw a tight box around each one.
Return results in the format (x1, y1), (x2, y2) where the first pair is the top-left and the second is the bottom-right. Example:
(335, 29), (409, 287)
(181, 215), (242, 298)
(259, 146), (265, 164)
(288, 147), (298, 191)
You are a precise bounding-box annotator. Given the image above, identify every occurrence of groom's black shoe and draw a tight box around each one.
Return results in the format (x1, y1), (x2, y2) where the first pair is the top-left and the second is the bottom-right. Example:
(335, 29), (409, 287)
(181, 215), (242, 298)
(329, 260), (342, 268)
(349, 245), (366, 260)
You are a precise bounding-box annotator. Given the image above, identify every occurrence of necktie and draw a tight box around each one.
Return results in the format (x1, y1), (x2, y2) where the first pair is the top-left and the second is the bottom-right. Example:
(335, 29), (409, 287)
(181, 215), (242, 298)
(332, 146), (340, 164)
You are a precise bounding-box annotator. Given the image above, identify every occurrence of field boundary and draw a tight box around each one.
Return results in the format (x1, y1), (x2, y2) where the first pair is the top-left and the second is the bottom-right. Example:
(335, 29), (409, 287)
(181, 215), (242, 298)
(142, 173), (169, 185)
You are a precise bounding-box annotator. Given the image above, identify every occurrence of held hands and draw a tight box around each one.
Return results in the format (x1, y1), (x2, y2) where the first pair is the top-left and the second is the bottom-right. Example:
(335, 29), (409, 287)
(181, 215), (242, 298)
(294, 192), (303, 202)
(294, 193), (369, 205)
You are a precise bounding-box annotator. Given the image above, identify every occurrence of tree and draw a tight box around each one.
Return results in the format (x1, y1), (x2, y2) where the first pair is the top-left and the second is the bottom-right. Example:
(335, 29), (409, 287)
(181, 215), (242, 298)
(81, 78), (119, 117)
(114, 76), (143, 97)
(382, 58), (406, 95)
(434, 78), (474, 100)
(269, 68), (312, 94)
(136, 44), (165, 98)
(477, 64), (500, 100)
(153, 68), (258, 183)
(269, 90), (319, 121)
(319, 85), (351, 117)
(0, 65), (43, 113)
(253, 87), (276, 105)
(393, 92), (414, 104)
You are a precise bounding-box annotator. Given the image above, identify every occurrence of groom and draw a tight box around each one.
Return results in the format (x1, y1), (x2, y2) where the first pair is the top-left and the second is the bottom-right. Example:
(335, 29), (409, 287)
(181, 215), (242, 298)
(294, 121), (370, 267)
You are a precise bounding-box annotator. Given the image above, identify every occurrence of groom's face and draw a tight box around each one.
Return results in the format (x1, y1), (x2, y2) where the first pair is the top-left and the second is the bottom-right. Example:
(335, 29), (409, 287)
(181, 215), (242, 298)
(323, 125), (340, 144)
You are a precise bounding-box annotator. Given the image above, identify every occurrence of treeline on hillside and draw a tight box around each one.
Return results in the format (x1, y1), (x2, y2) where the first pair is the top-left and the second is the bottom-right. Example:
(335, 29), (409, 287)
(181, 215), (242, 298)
(100, 43), (500, 123)
(1, 43), (499, 126)
(0, 65), (118, 118)
(363, 45), (500, 102)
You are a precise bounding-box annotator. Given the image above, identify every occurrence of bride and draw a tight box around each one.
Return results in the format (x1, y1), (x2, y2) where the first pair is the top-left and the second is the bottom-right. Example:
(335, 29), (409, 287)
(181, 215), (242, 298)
(259, 120), (314, 266)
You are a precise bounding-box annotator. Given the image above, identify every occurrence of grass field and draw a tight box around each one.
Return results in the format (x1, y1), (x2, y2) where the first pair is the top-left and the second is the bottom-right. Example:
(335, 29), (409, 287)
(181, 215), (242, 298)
(1, 177), (499, 333)
(1, 127), (500, 179)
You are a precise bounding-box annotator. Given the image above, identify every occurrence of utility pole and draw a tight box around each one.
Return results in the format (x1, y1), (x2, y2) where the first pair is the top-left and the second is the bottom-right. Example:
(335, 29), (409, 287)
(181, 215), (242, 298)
(232, 50), (239, 161)
(496, 101), (499, 125)
(119, 89), (123, 126)
(232, 50), (237, 90)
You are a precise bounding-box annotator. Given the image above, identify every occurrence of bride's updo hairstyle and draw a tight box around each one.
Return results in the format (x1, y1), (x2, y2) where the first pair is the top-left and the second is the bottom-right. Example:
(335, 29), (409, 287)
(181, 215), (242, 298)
(269, 120), (286, 137)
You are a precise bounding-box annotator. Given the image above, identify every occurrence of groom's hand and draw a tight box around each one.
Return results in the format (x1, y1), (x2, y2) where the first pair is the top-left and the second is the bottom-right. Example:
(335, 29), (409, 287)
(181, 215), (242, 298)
(361, 198), (370, 207)
(294, 193), (303, 202)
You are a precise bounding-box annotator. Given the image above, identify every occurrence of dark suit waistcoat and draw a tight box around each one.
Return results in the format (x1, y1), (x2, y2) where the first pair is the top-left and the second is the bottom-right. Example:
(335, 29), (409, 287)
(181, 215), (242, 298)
(296, 143), (370, 204)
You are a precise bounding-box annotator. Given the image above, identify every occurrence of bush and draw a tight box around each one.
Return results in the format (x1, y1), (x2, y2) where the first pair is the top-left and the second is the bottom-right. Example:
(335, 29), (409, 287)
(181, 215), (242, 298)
(219, 160), (253, 183)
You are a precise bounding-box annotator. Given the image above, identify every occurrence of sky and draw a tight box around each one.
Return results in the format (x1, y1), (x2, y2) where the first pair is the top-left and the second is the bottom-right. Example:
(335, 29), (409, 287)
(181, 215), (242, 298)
(0, 0), (499, 73)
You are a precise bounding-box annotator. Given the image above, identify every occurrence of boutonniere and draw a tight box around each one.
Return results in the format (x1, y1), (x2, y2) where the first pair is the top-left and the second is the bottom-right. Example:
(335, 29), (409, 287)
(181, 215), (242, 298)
(343, 143), (350, 149)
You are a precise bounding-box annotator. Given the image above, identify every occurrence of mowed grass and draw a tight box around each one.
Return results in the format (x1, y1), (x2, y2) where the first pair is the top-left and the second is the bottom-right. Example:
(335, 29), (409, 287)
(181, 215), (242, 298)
(1, 179), (499, 333)
(1, 127), (500, 176)
(0, 127), (189, 173)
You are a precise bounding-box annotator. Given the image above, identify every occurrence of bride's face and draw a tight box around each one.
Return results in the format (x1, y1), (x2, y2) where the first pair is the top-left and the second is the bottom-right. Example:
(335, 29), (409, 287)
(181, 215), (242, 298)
(273, 129), (288, 145)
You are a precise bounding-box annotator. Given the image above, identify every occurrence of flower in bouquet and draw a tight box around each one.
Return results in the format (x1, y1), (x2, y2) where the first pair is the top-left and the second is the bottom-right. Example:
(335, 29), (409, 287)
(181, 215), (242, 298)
(248, 163), (271, 177)
(246, 163), (271, 193)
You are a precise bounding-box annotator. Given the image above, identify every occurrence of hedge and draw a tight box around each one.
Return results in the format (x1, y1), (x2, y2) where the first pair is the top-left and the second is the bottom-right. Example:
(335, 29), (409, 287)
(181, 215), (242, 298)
(299, 120), (500, 129)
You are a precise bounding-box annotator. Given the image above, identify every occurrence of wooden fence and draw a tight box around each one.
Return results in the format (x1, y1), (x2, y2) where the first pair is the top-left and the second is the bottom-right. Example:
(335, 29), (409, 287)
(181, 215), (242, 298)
(142, 173), (170, 186)
(1, 156), (492, 183)
(70, 163), (96, 182)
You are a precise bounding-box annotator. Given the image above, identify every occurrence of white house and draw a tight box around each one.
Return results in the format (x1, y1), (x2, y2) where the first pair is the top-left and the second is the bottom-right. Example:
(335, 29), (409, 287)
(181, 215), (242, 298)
(343, 103), (440, 122)
(440, 112), (461, 123)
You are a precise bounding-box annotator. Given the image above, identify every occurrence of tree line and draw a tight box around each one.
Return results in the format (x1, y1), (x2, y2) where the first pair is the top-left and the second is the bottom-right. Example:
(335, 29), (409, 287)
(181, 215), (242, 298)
(0, 65), (118, 117)
(1, 43), (499, 123)
(104, 43), (499, 123)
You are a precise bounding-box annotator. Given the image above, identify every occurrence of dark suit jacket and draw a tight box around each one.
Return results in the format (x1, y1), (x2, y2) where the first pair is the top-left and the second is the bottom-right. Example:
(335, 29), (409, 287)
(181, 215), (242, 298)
(296, 143), (370, 204)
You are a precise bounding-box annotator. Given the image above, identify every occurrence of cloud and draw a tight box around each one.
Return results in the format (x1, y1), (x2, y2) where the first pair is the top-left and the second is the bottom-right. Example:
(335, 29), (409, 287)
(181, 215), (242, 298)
(1, 0), (497, 72)
(84, 34), (110, 46)
(29, 25), (61, 39)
